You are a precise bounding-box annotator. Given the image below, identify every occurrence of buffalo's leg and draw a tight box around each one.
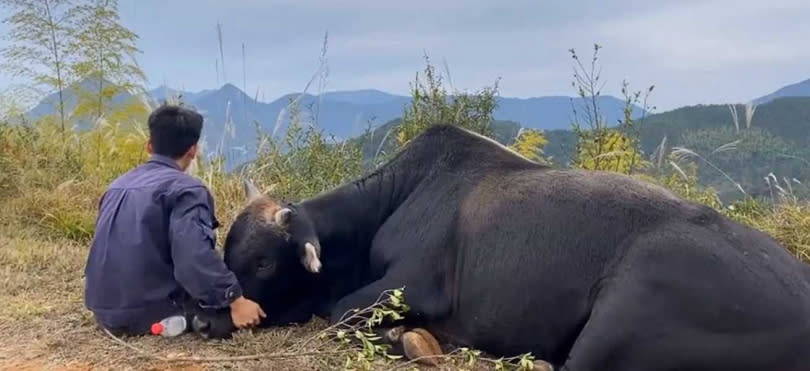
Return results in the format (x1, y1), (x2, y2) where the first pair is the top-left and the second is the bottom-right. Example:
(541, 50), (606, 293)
(561, 228), (810, 371)
(329, 276), (450, 365)
(561, 283), (784, 371)
(372, 325), (444, 366)
(334, 324), (443, 366)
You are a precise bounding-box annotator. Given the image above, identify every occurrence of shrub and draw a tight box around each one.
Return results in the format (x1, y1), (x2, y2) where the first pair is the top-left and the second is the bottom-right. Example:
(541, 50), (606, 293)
(395, 55), (499, 149)
(509, 128), (550, 165)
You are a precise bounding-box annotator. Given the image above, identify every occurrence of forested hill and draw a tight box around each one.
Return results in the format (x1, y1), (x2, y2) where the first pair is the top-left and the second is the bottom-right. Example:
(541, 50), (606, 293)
(637, 96), (810, 155)
(353, 96), (810, 202)
(562, 96), (810, 200)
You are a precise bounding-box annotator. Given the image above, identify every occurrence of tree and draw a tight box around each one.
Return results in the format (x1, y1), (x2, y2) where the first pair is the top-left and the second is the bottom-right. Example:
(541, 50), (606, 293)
(618, 79), (654, 172)
(0, 0), (77, 136)
(568, 44), (652, 174)
(509, 128), (550, 164)
(395, 54), (499, 148)
(69, 0), (146, 122)
(65, 0), (148, 172)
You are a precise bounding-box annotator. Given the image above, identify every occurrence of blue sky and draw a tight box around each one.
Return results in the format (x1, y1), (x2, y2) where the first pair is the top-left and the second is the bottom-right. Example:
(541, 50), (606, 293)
(1, 0), (808, 111)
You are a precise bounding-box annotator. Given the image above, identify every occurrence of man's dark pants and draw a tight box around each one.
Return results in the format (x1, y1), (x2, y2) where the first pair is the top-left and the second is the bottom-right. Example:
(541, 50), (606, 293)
(95, 294), (203, 337)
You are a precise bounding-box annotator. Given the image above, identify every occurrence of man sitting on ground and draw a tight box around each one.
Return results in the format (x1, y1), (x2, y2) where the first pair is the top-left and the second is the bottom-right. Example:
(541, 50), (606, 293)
(84, 104), (265, 336)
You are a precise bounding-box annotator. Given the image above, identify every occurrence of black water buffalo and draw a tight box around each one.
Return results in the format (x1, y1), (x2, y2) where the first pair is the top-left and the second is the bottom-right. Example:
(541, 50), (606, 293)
(197, 124), (810, 370)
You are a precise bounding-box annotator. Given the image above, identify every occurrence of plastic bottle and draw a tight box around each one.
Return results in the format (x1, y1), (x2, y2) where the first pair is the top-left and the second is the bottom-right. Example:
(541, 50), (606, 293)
(150, 315), (187, 337)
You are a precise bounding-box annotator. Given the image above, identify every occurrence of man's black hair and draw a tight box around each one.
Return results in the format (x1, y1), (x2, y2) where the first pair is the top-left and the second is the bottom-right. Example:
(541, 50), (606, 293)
(148, 104), (204, 159)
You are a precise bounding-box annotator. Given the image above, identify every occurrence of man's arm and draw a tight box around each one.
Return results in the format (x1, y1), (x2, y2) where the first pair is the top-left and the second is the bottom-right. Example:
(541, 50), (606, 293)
(168, 185), (266, 329)
(168, 185), (243, 308)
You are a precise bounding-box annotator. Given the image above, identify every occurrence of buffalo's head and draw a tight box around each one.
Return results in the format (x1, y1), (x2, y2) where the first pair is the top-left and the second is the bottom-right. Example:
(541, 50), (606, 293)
(192, 180), (323, 339)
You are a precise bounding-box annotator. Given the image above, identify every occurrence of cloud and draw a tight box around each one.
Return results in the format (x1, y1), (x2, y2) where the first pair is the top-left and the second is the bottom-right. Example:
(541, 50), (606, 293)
(1, 0), (808, 112)
(599, 0), (810, 69)
(589, 0), (810, 107)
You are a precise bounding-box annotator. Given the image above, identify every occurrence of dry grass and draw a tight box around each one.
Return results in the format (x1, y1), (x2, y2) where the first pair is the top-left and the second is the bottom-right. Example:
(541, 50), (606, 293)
(0, 223), (310, 367)
(0, 225), (355, 370)
(762, 204), (810, 262)
(724, 201), (810, 263)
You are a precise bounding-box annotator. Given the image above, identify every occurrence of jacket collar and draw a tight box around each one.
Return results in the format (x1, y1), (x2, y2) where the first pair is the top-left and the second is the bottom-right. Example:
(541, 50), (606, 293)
(148, 154), (182, 171)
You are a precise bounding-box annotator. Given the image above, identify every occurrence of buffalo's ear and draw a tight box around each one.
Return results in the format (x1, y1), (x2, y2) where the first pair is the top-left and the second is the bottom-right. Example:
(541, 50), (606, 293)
(274, 207), (293, 227)
(244, 179), (263, 205)
(301, 242), (322, 273)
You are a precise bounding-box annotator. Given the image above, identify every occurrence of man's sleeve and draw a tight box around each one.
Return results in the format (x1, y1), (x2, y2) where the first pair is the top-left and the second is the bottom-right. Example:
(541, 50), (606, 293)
(168, 186), (243, 309)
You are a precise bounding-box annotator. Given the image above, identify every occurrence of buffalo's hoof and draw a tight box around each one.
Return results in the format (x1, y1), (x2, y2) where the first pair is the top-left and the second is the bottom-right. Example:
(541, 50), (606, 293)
(191, 315), (210, 338)
(401, 328), (443, 366)
(533, 359), (554, 371)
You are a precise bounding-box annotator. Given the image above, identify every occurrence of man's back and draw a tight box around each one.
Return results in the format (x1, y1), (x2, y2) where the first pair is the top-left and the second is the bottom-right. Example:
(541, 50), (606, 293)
(84, 104), (264, 337)
(84, 154), (238, 333)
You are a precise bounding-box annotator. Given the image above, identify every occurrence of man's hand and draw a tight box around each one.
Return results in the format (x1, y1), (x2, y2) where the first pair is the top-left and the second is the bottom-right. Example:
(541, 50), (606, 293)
(230, 296), (266, 328)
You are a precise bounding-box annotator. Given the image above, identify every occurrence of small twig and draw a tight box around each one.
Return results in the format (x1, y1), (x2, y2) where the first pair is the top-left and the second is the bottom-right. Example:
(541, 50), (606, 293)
(293, 288), (399, 352)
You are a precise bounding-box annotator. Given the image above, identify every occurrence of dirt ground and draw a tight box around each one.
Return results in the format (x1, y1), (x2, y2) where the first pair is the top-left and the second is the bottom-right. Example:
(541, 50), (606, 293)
(0, 228), (422, 371)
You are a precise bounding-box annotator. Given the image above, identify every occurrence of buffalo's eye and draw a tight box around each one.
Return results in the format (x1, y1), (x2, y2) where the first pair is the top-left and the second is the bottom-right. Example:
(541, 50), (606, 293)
(257, 258), (276, 274)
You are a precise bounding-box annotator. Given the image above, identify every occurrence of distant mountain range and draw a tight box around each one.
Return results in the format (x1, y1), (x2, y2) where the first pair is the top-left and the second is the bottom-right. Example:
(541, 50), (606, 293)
(20, 75), (810, 171)
(147, 84), (644, 140)
(25, 79), (647, 168)
(754, 78), (810, 105)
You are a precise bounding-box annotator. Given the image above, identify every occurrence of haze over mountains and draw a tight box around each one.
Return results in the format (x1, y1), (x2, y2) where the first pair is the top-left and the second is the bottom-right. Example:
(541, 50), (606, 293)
(22, 76), (810, 170)
(26, 79), (642, 166)
(146, 83), (643, 138)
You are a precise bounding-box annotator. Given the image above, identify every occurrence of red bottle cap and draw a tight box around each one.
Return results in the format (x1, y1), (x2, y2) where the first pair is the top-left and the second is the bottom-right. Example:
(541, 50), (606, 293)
(151, 322), (163, 335)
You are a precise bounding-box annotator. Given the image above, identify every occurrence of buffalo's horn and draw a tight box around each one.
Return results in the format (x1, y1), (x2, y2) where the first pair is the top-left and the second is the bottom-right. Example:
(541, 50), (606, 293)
(244, 179), (263, 204)
(302, 242), (322, 273)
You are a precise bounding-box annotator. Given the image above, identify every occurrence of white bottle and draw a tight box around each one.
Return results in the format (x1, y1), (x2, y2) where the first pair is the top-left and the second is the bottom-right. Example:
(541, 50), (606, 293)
(150, 315), (187, 337)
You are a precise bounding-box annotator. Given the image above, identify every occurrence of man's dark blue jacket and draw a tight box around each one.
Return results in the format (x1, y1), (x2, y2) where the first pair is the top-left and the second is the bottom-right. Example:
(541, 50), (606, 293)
(84, 154), (242, 332)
